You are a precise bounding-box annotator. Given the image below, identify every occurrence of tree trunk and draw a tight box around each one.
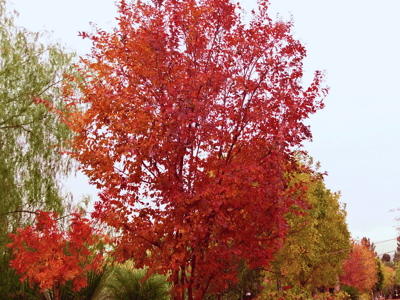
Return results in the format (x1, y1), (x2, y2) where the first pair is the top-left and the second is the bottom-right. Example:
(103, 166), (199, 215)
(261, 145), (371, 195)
(181, 265), (186, 300)
(173, 270), (180, 300)
(188, 256), (195, 300)
(55, 281), (61, 300)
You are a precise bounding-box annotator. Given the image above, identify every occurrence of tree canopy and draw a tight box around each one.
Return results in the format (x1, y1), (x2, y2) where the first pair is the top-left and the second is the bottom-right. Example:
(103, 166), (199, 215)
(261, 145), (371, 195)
(63, 0), (327, 299)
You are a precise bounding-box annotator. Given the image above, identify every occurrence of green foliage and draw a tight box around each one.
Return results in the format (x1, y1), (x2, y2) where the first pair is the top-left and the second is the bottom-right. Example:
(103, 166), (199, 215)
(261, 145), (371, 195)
(73, 267), (110, 300)
(0, 0), (75, 213)
(0, 0), (75, 226)
(374, 258), (384, 292)
(104, 262), (171, 300)
(341, 285), (360, 300)
(380, 262), (393, 290)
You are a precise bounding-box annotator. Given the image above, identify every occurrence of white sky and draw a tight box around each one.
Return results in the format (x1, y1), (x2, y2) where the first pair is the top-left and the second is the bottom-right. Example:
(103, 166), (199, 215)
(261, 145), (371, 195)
(9, 0), (400, 255)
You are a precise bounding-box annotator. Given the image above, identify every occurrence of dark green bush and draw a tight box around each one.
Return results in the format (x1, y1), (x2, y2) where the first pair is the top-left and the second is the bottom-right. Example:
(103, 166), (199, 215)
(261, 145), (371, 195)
(341, 285), (360, 300)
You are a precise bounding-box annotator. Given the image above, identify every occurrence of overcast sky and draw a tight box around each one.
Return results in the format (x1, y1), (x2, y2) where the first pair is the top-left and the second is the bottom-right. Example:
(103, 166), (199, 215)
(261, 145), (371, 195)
(9, 0), (400, 255)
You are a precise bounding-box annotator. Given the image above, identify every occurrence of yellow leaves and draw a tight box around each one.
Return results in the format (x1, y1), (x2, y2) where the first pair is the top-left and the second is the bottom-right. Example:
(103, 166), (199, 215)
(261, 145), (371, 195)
(265, 166), (351, 290)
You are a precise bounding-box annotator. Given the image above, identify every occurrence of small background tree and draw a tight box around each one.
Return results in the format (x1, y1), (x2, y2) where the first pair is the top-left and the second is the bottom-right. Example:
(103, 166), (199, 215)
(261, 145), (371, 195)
(340, 241), (378, 295)
(7, 211), (107, 300)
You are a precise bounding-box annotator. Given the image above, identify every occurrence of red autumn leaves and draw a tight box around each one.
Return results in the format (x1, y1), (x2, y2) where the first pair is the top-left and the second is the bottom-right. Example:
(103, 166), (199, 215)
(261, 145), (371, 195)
(8, 211), (106, 292)
(340, 241), (378, 293)
(62, 0), (326, 298)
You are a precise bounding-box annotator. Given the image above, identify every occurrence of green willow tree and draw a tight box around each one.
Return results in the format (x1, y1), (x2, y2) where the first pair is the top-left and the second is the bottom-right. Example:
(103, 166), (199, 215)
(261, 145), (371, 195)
(0, 0), (76, 293)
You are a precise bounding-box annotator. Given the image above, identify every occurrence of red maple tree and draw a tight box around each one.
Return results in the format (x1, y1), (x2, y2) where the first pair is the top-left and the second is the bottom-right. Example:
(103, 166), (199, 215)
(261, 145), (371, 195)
(7, 211), (106, 299)
(64, 0), (327, 298)
(340, 241), (378, 293)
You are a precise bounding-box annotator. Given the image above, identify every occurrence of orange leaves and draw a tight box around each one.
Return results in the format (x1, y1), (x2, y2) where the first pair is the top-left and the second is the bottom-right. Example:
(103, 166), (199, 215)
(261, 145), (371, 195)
(340, 241), (378, 293)
(7, 211), (107, 292)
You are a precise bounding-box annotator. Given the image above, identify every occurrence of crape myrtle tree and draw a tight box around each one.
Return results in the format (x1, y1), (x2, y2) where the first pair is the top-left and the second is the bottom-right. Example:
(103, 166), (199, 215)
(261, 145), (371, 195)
(63, 0), (327, 299)
(0, 0), (75, 280)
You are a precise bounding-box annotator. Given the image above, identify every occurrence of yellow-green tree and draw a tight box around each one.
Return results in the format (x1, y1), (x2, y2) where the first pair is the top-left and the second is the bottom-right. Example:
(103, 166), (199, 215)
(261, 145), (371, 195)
(394, 263), (400, 285)
(379, 261), (394, 294)
(265, 170), (351, 292)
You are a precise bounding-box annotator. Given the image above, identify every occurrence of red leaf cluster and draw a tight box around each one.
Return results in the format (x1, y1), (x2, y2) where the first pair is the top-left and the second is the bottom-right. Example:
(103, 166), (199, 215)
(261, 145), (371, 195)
(7, 211), (106, 292)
